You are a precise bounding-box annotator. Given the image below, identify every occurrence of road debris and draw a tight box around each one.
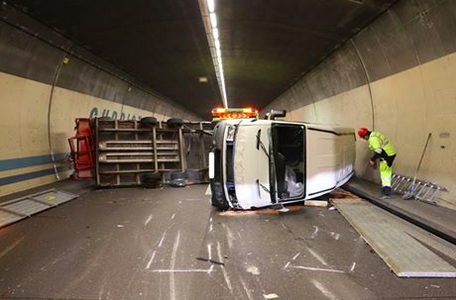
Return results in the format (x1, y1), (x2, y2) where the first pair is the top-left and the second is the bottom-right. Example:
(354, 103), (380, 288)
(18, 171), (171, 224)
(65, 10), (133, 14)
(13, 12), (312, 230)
(350, 262), (356, 272)
(247, 265), (260, 275)
(263, 293), (279, 299)
(311, 226), (319, 239)
(196, 257), (225, 266)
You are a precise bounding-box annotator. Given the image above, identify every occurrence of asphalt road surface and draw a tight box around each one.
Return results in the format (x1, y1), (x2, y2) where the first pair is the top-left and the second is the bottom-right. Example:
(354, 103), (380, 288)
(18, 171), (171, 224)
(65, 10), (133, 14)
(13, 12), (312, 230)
(1, 184), (455, 299)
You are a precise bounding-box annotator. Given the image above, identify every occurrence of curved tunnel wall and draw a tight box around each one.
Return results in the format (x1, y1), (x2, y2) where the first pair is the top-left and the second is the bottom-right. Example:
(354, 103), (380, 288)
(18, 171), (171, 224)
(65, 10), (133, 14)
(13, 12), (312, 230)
(264, 0), (456, 209)
(0, 4), (200, 196)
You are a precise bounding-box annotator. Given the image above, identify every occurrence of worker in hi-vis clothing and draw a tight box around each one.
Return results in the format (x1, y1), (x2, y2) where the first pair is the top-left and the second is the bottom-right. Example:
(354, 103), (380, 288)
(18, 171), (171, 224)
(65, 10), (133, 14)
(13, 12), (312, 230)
(358, 128), (397, 198)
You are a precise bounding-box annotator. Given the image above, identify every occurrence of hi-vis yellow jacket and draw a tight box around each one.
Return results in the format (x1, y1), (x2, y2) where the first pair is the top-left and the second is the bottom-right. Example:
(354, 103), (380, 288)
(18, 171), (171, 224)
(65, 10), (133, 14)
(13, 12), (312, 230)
(368, 131), (396, 157)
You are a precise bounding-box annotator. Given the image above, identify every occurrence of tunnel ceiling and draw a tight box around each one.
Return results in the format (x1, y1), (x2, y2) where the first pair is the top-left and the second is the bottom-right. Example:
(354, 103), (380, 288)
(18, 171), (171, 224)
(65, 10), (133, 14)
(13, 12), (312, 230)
(8, 0), (397, 117)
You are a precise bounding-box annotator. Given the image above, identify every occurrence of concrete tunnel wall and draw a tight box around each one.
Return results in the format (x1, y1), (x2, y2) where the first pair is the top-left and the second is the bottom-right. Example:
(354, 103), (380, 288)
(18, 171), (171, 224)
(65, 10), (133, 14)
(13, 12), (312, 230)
(0, 5), (201, 197)
(263, 0), (456, 209)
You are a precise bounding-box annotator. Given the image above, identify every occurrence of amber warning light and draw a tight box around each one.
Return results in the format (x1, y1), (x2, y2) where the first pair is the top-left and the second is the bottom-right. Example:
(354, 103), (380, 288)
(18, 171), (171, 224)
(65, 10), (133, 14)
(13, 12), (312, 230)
(212, 108), (259, 120)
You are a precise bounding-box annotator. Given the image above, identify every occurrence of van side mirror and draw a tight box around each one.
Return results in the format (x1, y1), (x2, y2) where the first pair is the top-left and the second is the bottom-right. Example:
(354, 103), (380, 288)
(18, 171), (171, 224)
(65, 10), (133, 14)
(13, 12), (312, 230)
(265, 109), (287, 120)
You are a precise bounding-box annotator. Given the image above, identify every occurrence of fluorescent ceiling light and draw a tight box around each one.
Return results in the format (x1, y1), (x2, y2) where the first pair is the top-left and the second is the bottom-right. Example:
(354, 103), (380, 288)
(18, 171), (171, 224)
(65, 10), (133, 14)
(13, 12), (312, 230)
(212, 28), (219, 40)
(210, 13), (217, 28)
(207, 0), (215, 13)
(201, 0), (228, 108)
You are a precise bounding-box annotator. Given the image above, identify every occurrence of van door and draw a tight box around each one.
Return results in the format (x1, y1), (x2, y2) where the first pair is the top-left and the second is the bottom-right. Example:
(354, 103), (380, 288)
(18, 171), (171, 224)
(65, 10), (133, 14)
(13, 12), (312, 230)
(305, 127), (356, 198)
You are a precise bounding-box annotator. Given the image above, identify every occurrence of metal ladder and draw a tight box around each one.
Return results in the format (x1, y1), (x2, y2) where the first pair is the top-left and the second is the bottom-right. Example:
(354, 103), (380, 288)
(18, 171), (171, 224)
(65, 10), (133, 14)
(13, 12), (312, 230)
(391, 174), (448, 205)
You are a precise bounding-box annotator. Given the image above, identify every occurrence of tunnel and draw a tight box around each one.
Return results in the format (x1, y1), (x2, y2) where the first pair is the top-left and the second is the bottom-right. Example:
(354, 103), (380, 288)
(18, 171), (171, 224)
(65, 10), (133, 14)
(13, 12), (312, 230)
(1, 0), (456, 299)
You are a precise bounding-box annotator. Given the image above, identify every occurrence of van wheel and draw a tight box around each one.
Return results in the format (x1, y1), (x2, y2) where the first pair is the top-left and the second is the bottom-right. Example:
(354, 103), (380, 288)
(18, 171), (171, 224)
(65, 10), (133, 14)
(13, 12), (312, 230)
(210, 182), (230, 210)
(140, 116), (157, 127)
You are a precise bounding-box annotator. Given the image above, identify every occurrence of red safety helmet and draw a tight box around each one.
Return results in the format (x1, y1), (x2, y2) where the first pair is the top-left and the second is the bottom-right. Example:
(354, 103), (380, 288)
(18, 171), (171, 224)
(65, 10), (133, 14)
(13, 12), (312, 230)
(358, 127), (369, 138)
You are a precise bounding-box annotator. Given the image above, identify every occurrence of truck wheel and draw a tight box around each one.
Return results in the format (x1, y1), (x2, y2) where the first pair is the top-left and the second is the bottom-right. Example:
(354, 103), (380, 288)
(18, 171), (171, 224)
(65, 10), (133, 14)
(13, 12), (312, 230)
(167, 118), (184, 128)
(142, 173), (161, 189)
(140, 116), (157, 127)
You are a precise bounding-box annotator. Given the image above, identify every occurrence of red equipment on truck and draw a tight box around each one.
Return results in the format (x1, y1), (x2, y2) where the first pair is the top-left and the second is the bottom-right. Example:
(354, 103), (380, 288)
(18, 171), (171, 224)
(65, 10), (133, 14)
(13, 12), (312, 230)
(68, 118), (95, 179)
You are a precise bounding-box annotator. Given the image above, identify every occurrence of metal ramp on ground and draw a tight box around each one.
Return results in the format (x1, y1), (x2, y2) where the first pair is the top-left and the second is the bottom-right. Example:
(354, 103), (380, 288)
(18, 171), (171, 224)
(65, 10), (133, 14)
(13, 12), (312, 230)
(0, 189), (78, 228)
(332, 196), (456, 278)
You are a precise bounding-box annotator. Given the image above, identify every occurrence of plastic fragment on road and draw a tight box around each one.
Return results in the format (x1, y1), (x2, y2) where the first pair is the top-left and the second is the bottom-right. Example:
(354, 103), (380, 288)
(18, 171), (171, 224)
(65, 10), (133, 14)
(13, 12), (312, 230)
(263, 293), (279, 299)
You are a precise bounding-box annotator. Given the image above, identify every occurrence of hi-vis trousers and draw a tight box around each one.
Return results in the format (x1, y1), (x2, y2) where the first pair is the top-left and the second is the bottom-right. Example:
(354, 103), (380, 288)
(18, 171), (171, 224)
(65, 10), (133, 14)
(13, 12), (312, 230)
(379, 155), (396, 187)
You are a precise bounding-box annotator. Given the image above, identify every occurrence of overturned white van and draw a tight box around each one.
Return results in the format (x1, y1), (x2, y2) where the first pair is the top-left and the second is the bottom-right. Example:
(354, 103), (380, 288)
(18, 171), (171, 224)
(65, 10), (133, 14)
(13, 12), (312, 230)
(209, 113), (356, 210)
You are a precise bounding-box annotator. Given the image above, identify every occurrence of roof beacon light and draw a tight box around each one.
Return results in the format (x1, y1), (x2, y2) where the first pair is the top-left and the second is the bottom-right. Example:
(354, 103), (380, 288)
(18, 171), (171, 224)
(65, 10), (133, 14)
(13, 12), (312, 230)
(211, 108), (259, 121)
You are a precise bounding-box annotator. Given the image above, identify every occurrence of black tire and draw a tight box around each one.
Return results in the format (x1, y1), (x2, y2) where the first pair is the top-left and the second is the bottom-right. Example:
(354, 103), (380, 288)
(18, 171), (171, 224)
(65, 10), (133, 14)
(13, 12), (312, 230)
(140, 116), (158, 127)
(142, 172), (161, 189)
(167, 118), (184, 128)
(210, 182), (230, 210)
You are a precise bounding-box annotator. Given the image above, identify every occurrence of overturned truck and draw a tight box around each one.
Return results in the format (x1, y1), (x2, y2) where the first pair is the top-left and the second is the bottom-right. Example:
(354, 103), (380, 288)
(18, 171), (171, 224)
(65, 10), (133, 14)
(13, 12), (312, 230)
(209, 112), (356, 210)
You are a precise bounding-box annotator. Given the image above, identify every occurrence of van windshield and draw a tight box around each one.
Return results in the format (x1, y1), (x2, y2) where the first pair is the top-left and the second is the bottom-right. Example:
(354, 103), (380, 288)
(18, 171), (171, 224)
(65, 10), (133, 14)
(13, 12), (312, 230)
(271, 124), (305, 200)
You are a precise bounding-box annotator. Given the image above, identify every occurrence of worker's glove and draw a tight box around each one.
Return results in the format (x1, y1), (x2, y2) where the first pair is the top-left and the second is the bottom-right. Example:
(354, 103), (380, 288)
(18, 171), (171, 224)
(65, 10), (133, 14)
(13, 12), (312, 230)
(369, 160), (377, 169)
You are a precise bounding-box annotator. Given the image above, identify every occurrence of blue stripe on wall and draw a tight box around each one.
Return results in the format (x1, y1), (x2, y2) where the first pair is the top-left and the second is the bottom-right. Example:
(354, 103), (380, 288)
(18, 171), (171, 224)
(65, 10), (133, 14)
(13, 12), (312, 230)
(0, 153), (68, 172)
(0, 166), (72, 186)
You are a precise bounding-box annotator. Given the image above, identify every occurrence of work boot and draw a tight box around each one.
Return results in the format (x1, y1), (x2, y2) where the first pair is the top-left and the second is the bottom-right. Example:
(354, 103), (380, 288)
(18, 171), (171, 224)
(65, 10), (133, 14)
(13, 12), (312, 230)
(381, 186), (392, 199)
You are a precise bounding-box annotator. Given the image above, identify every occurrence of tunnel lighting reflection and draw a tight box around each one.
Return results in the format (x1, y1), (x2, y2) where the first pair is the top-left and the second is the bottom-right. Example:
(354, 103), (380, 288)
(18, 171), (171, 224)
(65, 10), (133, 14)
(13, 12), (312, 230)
(207, 0), (215, 13)
(210, 13), (217, 28)
(212, 28), (219, 40)
(215, 39), (221, 49)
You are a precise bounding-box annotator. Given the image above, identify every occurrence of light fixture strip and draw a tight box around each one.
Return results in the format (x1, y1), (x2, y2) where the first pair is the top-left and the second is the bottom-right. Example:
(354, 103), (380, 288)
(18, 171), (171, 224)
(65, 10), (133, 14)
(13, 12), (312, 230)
(202, 0), (228, 108)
